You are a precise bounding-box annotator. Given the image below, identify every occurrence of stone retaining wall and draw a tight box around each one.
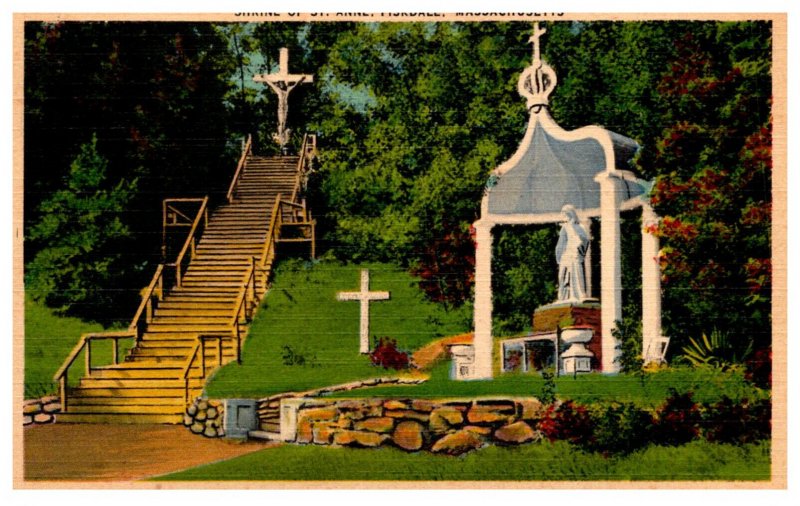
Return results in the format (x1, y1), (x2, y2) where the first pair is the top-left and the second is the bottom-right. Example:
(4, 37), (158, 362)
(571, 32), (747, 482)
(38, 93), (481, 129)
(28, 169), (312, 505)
(183, 397), (225, 438)
(23, 396), (61, 426)
(282, 397), (547, 455)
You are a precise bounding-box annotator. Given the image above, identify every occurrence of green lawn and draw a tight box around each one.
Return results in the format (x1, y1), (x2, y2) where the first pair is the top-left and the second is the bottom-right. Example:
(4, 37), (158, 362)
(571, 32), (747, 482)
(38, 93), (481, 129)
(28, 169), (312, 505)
(204, 260), (472, 398)
(329, 361), (769, 408)
(24, 296), (129, 398)
(153, 439), (770, 481)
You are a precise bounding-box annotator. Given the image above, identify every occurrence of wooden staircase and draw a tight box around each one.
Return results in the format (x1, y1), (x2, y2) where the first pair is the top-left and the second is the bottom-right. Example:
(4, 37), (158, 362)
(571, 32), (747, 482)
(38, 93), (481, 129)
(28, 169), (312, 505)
(54, 135), (316, 424)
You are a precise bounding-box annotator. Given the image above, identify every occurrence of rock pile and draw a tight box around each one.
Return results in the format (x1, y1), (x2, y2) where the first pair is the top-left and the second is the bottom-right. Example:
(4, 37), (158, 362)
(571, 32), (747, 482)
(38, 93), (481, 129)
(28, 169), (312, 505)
(183, 398), (225, 438)
(286, 397), (546, 455)
(23, 396), (61, 426)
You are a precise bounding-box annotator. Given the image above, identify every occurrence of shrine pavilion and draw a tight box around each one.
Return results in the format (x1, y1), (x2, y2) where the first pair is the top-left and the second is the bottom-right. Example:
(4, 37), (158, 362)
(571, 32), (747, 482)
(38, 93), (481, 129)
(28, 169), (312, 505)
(452, 23), (669, 380)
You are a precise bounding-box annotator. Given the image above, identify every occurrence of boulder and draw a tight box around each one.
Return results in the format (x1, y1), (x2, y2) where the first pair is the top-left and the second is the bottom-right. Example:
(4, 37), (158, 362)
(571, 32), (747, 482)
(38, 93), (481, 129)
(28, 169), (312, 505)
(462, 425), (492, 436)
(23, 416), (33, 426)
(494, 421), (537, 444)
(197, 400), (209, 411)
(429, 407), (464, 434)
(190, 422), (204, 434)
(431, 430), (484, 456)
(205, 419), (216, 428)
(519, 398), (546, 421)
(207, 407), (218, 419)
(354, 417), (395, 434)
(333, 430), (387, 448)
(195, 410), (207, 422)
(393, 421), (424, 451)
(183, 414), (193, 426)
(385, 410), (429, 422)
(411, 400), (438, 412)
(383, 400), (408, 411)
(23, 403), (41, 415)
(41, 395), (60, 405)
(217, 428), (225, 438)
(42, 402), (61, 414)
(187, 404), (198, 416)
(299, 407), (338, 422)
(335, 417), (353, 429)
(33, 413), (53, 424)
(313, 424), (337, 445)
(296, 418), (313, 444)
(203, 427), (217, 438)
(466, 404), (515, 425)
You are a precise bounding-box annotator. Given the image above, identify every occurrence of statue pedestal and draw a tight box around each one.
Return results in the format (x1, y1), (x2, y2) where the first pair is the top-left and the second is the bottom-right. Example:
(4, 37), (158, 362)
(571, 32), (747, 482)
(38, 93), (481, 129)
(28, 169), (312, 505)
(533, 301), (602, 373)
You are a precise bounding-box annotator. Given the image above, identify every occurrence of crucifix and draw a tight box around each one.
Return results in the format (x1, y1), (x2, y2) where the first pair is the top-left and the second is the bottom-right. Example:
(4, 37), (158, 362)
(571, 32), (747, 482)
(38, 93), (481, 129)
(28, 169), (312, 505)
(253, 47), (314, 151)
(336, 270), (390, 354)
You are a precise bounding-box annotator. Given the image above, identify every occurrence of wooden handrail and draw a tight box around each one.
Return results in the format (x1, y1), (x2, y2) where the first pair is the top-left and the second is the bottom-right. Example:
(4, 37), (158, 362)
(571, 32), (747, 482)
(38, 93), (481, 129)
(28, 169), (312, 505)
(226, 134), (253, 203)
(128, 264), (165, 334)
(289, 133), (315, 203)
(166, 196), (209, 287)
(182, 335), (225, 404)
(259, 194), (284, 268)
(54, 330), (136, 411)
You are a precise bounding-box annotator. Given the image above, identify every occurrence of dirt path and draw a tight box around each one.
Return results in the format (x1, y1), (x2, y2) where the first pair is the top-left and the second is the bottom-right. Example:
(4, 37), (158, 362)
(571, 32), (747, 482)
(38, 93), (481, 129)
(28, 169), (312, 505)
(23, 423), (277, 482)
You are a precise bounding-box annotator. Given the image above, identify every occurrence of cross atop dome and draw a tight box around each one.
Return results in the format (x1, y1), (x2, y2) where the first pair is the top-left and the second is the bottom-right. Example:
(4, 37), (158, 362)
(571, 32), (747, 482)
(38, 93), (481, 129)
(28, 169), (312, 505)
(517, 22), (558, 110)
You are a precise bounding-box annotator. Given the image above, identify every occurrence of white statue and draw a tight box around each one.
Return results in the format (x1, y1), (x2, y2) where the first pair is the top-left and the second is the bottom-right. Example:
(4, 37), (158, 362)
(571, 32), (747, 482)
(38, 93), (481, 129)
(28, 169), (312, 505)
(555, 204), (590, 302)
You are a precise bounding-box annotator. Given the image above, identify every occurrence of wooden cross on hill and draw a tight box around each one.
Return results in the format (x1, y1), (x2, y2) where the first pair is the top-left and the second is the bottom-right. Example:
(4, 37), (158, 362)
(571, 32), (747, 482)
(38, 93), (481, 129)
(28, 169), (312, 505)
(336, 270), (390, 354)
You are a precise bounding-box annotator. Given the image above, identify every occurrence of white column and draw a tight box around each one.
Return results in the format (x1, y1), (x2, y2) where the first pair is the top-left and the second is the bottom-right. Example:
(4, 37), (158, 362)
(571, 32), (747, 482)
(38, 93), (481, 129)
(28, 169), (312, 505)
(580, 217), (593, 298)
(595, 172), (623, 373)
(472, 220), (494, 380)
(641, 203), (663, 364)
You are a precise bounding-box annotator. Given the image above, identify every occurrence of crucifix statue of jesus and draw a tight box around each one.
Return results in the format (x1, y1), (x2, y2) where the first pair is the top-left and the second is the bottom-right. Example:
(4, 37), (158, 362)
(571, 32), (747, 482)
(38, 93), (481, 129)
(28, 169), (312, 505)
(336, 270), (390, 354)
(253, 47), (313, 151)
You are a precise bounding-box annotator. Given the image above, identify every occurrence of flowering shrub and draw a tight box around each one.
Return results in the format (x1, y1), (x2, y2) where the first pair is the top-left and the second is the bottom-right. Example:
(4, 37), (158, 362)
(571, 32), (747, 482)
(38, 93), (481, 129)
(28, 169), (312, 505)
(745, 347), (772, 389)
(369, 337), (410, 370)
(702, 397), (771, 445)
(652, 390), (702, 446)
(537, 401), (593, 447)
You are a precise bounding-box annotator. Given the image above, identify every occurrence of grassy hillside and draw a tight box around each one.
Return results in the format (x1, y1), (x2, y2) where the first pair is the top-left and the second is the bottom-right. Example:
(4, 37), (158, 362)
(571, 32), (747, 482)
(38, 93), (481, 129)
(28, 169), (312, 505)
(23, 296), (121, 398)
(204, 260), (472, 398)
(330, 360), (768, 408)
(154, 439), (770, 481)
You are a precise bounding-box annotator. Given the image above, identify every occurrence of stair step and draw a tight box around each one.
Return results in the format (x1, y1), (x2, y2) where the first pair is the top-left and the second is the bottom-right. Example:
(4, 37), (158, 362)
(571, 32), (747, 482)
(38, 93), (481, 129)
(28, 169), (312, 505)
(69, 396), (185, 406)
(145, 324), (236, 333)
(78, 378), (190, 389)
(56, 413), (185, 424)
(89, 365), (184, 379)
(59, 403), (185, 415)
(155, 308), (234, 317)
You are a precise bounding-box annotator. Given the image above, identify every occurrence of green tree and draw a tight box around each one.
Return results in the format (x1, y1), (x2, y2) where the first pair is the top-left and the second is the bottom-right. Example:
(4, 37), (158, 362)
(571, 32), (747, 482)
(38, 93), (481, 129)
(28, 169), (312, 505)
(25, 135), (137, 322)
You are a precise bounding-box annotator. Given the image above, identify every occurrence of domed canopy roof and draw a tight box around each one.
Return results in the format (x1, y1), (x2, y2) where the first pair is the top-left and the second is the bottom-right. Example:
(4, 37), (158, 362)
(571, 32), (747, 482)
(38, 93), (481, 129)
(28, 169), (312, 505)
(486, 113), (643, 216)
(484, 23), (646, 218)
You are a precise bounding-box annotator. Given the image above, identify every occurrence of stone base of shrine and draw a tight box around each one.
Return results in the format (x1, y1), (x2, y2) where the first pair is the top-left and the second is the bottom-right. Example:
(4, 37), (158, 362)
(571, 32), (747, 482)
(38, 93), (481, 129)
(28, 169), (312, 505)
(496, 301), (603, 375)
(535, 301), (602, 372)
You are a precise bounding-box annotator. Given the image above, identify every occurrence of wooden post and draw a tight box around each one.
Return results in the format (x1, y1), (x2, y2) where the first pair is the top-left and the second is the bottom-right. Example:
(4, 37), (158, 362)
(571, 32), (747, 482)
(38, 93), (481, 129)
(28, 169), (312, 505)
(161, 200), (167, 261)
(60, 376), (67, 412)
(190, 237), (196, 260)
(146, 297), (153, 324)
(112, 338), (119, 365)
(217, 338), (223, 367)
(236, 325), (242, 364)
(85, 338), (92, 377)
(200, 338), (206, 377)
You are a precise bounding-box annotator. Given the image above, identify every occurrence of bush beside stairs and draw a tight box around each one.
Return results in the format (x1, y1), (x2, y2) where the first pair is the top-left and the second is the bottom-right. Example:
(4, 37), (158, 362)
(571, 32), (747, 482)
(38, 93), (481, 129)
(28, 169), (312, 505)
(56, 148), (314, 424)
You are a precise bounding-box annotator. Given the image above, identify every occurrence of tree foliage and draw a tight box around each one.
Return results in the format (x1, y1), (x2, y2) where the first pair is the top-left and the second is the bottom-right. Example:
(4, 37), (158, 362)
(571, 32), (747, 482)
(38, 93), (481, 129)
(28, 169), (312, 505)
(25, 135), (136, 321)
